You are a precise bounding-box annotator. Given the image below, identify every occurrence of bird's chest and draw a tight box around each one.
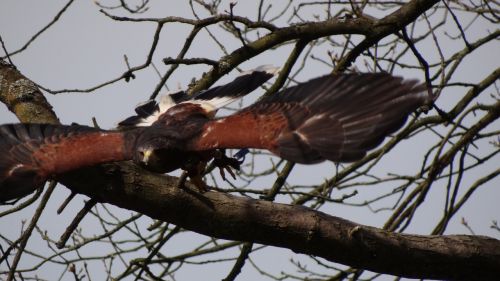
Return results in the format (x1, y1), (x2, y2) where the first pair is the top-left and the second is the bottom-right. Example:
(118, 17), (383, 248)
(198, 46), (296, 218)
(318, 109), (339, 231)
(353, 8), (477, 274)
(141, 114), (212, 173)
(147, 148), (205, 173)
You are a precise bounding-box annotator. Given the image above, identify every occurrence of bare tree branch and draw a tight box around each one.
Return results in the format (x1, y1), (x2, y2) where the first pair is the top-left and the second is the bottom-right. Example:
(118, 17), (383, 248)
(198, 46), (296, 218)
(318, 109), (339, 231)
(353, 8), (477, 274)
(61, 163), (500, 281)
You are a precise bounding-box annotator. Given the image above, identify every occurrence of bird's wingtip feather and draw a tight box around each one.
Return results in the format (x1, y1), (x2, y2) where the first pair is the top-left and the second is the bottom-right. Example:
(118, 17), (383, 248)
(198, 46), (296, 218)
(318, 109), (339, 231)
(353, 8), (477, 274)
(239, 65), (280, 76)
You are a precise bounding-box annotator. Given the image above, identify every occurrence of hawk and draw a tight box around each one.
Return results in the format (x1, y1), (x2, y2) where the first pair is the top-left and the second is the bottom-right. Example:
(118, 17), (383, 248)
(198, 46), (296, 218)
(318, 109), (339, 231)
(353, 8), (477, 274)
(0, 67), (429, 202)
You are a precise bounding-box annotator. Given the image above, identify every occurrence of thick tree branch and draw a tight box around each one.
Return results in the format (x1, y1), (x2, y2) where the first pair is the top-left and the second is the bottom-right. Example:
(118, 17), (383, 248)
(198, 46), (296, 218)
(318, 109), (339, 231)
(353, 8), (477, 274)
(188, 0), (440, 94)
(60, 163), (500, 281)
(0, 61), (58, 124)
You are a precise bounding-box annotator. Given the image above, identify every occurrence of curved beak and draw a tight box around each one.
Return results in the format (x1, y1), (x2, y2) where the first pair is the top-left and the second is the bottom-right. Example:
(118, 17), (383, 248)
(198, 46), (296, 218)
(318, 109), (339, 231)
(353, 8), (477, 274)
(141, 149), (153, 165)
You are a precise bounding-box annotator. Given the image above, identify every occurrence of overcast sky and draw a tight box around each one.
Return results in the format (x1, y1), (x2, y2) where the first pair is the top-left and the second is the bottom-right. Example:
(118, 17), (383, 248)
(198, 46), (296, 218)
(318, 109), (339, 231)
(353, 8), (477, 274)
(1, 1), (498, 280)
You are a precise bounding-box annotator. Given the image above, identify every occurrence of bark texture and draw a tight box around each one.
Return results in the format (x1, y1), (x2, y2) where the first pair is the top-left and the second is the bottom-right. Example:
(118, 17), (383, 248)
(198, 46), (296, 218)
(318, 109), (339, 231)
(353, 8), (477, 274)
(0, 61), (58, 124)
(59, 162), (500, 281)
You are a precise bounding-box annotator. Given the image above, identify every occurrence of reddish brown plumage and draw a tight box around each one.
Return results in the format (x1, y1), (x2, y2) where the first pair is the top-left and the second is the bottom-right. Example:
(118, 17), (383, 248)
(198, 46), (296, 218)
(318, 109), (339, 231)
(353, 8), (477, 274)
(0, 124), (135, 202)
(31, 131), (129, 179)
(188, 73), (429, 164)
(0, 72), (431, 202)
(188, 108), (290, 152)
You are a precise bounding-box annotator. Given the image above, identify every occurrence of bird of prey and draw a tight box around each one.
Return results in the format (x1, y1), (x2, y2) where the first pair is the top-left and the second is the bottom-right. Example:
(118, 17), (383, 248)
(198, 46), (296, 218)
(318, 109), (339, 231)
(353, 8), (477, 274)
(0, 67), (429, 202)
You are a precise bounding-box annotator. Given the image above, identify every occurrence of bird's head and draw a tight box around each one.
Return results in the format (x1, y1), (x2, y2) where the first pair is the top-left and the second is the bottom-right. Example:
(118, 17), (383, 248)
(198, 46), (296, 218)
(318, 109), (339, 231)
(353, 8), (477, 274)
(134, 143), (176, 173)
(134, 144), (156, 167)
(133, 132), (183, 174)
(133, 126), (170, 163)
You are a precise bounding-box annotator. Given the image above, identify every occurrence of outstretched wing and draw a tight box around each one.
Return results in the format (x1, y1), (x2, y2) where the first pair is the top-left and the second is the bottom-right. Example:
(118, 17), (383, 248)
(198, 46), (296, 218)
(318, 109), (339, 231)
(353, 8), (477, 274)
(187, 65), (279, 111)
(117, 65), (278, 128)
(187, 73), (430, 164)
(0, 123), (136, 202)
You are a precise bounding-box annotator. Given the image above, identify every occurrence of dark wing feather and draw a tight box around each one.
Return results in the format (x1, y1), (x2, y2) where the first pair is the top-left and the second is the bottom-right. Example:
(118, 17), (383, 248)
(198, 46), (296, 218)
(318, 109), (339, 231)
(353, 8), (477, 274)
(134, 100), (159, 117)
(169, 90), (190, 103)
(117, 65), (277, 128)
(187, 73), (430, 164)
(0, 123), (135, 202)
(189, 65), (278, 108)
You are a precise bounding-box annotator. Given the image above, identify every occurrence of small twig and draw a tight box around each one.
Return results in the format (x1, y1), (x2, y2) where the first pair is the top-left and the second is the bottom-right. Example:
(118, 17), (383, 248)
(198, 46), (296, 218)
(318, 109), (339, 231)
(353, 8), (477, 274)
(2, 0), (76, 58)
(147, 220), (164, 231)
(227, 2), (247, 48)
(399, 28), (460, 128)
(133, 225), (181, 281)
(441, 0), (471, 49)
(91, 117), (100, 129)
(6, 181), (56, 281)
(123, 54), (136, 82)
(150, 26), (203, 100)
(491, 221), (500, 233)
(0, 35), (15, 66)
(260, 162), (295, 201)
(222, 242), (253, 281)
(400, 28), (434, 103)
(57, 192), (77, 214)
(119, 0), (149, 14)
(0, 189), (42, 218)
(163, 57), (218, 66)
(151, 62), (169, 91)
(264, 39), (309, 98)
(68, 263), (81, 281)
(56, 198), (97, 249)
(461, 217), (476, 235)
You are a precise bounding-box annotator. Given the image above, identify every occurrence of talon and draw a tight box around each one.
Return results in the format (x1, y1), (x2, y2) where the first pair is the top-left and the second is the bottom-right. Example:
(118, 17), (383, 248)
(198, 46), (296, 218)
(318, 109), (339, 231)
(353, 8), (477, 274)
(219, 166), (226, 181)
(184, 161), (209, 192)
(225, 166), (236, 180)
(190, 175), (209, 192)
(212, 150), (241, 181)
